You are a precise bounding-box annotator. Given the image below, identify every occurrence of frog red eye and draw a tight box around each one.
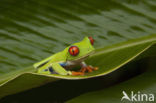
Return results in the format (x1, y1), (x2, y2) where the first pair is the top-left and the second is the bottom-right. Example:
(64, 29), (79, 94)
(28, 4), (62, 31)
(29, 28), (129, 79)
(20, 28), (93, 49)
(68, 46), (79, 56)
(88, 37), (94, 45)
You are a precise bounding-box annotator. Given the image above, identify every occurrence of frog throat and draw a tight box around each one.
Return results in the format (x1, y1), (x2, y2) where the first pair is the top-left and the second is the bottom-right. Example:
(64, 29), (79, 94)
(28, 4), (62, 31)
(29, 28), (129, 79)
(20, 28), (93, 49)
(67, 50), (94, 62)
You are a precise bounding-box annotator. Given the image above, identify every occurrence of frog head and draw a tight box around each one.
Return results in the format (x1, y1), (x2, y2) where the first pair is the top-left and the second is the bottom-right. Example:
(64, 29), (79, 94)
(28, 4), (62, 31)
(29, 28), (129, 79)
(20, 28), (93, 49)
(65, 37), (95, 62)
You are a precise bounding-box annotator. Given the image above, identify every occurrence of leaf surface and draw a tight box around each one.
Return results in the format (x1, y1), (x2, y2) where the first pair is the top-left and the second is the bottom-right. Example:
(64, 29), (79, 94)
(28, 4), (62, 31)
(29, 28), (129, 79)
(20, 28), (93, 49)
(0, 34), (155, 98)
(0, 0), (156, 99)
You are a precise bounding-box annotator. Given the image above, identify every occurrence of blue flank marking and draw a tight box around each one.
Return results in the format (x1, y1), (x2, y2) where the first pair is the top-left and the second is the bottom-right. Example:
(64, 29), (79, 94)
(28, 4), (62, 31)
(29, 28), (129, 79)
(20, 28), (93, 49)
(47, 62), (66, 74)
(59, 62), (67, 67)
(49, 67), (54, 73)
(44, 69), (48, 71)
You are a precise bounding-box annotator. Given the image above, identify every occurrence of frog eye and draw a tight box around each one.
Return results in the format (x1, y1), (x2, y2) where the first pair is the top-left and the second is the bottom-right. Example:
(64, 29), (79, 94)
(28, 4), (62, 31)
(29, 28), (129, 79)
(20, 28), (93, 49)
(68, 46), (79, 56)
(88, 37), (94, 45)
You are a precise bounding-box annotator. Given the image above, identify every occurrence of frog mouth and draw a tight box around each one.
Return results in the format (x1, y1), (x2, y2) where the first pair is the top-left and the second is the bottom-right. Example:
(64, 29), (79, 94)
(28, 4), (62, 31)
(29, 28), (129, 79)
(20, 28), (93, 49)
(70, 51), (95, 62)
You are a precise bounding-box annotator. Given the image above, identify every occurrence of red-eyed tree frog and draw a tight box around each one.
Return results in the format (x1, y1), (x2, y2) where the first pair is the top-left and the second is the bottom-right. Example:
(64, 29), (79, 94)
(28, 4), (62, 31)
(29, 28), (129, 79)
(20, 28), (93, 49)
(33, 37), (98, 76)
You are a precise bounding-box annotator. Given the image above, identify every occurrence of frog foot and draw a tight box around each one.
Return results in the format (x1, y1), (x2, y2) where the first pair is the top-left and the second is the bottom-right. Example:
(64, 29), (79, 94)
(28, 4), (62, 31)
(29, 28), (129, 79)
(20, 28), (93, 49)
(90, 66), (98, 71)
(71, 71), (84, 76)
(80, 66), (98, 73)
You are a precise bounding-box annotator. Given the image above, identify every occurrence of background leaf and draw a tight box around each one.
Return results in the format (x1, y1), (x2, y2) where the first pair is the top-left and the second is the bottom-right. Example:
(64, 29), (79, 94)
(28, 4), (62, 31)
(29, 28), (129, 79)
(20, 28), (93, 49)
(0, 35), (155, 98)
(1, 0), (156, 76)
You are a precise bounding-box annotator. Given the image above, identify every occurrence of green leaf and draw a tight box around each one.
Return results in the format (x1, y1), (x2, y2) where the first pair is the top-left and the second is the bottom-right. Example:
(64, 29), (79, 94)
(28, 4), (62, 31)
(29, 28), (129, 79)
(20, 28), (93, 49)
(1, 0), (156, 76)
(0, 34), (155, 98)
(0, 0), (156, 99)
(67, 67), (156, 103)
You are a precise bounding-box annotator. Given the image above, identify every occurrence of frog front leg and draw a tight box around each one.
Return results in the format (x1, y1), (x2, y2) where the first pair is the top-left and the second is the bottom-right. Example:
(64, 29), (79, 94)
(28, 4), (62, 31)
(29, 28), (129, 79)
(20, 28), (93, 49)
(38, 62), (84, 76)
(80, 62), (98, 73)
(52, 63), (85, 75)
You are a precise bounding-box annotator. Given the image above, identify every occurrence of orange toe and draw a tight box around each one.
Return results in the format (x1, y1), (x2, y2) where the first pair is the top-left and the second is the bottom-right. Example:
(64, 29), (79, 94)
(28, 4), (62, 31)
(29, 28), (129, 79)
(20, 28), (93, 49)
(72, 71), (84, 76)
(93, 67), (98, 70)
(80, 67), (87, 73)
(87, 66), (93, 72)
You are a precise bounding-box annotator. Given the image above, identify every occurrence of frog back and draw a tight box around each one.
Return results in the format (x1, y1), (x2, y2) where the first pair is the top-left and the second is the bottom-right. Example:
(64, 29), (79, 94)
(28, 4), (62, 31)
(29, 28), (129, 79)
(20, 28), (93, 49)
(34, 51), (67, 69)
